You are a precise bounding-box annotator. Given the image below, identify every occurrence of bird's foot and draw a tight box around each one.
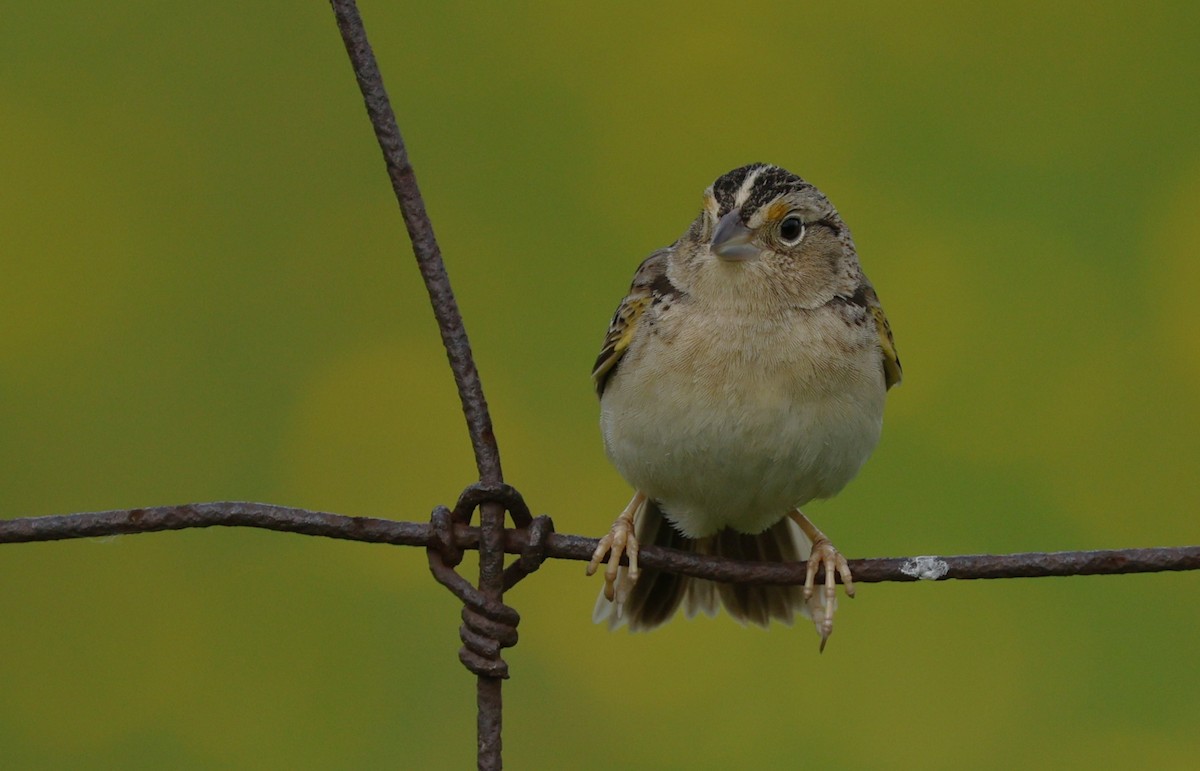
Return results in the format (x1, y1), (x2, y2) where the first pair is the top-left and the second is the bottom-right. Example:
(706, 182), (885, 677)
(790, 511), (855, 652)
(587, 491), (645, 613)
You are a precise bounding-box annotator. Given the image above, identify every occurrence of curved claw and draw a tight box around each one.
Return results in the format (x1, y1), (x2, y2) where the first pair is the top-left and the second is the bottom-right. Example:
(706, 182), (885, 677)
(587, 492), (645, 604)
(790, 511), (855, 651)
(807, 540), (852, 649)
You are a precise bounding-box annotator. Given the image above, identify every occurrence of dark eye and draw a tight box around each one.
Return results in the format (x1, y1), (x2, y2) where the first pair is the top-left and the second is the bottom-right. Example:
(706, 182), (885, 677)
(779, 215), (805, 244)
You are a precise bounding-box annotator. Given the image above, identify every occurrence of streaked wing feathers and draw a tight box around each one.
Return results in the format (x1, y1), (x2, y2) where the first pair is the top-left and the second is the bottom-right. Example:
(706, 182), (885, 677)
(592, 249), (678, 397)
(868, 291), (902, 389)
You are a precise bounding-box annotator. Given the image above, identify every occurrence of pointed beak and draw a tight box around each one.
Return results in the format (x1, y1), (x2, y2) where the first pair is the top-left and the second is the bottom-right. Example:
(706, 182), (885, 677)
(711, 208), (759, 261)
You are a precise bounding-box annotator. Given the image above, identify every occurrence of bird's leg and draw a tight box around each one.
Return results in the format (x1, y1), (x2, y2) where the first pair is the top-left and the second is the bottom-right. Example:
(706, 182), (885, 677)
(788, 510), (855, 651)
(587, 490), (645, 608)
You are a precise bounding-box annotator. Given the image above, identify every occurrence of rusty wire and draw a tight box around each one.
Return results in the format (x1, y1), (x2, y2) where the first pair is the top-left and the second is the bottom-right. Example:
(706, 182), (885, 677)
(328, 1), (511, 765)
(3, 1), (1199, 770)
(2, 503), (1198, 585)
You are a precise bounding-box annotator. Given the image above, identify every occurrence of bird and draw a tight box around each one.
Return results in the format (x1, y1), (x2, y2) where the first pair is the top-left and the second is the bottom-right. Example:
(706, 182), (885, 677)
(586, 163), (901, 650)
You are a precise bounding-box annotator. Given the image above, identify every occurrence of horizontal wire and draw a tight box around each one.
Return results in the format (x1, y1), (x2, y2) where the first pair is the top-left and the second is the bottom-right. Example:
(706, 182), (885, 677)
(3, 502), (1197, 585)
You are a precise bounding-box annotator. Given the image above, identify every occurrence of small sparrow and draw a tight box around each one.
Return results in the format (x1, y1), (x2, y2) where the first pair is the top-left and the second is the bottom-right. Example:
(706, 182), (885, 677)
(586, 163), (901, 649)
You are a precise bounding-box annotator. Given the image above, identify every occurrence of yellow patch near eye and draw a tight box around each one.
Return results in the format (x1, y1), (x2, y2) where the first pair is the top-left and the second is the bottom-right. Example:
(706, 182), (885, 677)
(766, 201), (791, 222)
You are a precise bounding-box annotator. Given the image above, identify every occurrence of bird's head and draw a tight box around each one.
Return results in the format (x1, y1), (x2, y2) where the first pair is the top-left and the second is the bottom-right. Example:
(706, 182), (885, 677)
(673, 163), (861, 309)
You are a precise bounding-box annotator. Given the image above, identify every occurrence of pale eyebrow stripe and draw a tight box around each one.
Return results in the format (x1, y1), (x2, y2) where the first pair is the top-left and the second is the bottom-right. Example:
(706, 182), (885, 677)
(733, 164), (768, 208)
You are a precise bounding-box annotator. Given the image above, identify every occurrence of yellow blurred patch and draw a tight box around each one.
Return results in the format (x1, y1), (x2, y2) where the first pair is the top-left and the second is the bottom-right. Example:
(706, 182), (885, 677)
(1153, 159), (1200, 389)
(275, 339), (476, 586)
(0, 103), (145, 364)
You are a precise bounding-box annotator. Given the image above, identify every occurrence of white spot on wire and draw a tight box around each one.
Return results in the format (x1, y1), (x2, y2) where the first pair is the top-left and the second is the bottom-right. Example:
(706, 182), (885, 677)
(901, 555), (950, 580)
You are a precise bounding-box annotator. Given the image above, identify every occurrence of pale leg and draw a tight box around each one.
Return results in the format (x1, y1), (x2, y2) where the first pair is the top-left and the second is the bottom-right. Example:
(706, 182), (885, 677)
(587, 491), (646, 607)
(788, 510), (855, 651)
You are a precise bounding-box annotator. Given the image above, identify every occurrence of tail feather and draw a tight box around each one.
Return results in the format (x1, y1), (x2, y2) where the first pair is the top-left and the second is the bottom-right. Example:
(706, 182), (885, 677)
(594, 499), (826, 631)
(712, 521), (808, 627)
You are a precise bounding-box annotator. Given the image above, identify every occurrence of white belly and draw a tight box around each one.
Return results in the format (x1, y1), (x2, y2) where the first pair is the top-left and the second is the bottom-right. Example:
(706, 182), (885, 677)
(600, 310), (885, 537)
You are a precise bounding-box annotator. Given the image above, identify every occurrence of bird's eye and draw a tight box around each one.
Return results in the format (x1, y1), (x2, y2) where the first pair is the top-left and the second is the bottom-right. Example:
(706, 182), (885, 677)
(778, 215), (805, 245)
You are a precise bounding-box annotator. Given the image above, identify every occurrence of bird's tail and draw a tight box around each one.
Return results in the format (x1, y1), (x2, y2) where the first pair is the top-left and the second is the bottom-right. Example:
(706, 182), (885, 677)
(593, 498), (831, 631)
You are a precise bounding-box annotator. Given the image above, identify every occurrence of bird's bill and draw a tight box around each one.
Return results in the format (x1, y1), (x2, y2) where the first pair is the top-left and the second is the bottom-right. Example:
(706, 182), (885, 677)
(711, 208), (759, 261)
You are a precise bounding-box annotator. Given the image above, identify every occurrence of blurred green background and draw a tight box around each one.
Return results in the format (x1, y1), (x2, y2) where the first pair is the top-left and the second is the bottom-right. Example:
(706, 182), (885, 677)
(3, 1), (1199, 768)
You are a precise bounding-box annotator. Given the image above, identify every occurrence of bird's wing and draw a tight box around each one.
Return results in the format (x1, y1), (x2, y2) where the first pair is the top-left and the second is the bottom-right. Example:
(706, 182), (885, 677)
(836, 282), (902, 390)
(867, 289), (903, 389)
(592, 248), (680, 397)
